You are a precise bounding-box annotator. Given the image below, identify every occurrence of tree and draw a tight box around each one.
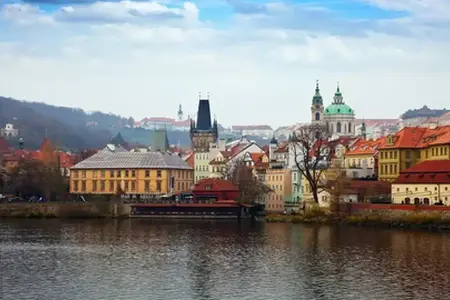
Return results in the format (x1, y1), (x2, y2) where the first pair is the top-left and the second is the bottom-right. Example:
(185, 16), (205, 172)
(290, 124), (332, 204)
(227, 158), (271, 204)
(8, 159), (68, 201)
(321, 159), (352, 210)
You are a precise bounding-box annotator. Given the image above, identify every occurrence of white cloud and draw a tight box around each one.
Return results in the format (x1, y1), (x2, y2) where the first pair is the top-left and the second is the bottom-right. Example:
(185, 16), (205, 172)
(1, 1), (450, 127)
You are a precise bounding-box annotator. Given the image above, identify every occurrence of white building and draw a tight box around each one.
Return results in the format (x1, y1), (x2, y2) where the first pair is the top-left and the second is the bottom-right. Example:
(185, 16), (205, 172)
(0, 123), (19, 138)
(231, 125), (273, 138)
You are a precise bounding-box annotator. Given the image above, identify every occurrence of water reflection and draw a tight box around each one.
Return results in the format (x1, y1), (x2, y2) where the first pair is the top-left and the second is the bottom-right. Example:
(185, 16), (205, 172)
(1, 220), (450, 300)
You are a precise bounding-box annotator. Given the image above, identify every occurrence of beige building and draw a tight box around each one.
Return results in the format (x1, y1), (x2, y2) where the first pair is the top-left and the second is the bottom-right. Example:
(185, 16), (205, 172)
(266, 168), (292, 212)
(391, 160), (450, 205)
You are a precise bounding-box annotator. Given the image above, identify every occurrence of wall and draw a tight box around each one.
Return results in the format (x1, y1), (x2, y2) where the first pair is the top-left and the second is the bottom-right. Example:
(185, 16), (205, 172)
(70, 168), (193, 195)
(0, 203), (132, 218)
(419, 145), (450, 161)
(344, 203), (450, 216)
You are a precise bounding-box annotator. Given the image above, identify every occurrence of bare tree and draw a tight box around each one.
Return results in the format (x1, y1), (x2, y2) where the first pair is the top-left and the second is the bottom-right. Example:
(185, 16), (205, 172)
(290, 124), (331, 204)
(227, 158), (271, 204)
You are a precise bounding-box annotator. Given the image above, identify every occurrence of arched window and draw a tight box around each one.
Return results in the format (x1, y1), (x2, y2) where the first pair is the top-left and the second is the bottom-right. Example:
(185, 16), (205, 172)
(315, 112), (320, 121)
(405, 197), (411, 204)
(330, 123), (334, 133)
(336, 122), (341, 133)
(348, 122), (352, 133)
(344, 123), (347, 133)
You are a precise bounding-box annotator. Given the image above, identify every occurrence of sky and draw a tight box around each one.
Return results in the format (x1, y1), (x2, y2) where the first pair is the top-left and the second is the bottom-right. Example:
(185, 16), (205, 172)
(1, 0), (450, 128)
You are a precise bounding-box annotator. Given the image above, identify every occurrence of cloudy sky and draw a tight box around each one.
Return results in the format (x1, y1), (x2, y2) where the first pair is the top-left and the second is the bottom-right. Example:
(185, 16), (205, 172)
(1, 0), (450, 127)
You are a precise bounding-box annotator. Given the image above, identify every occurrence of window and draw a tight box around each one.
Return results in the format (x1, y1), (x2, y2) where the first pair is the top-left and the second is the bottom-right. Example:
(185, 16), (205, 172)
(396, 188), (400, 192)
(92, 180), (98, 192)
(389, 151), (393, 159)
(81, 180), (86, 192)
(336, 122), (341, 133)
(131, 181), (136, 191)
(82, 171), (86, 178)
(117, 170), (121, 177)
(101, 170), (105, 178)
(145, 181), (150, 192)
(100, 181), (105, 191)
(177, 182), (180, 191)
(131, 170), (136, 177)
(125, 170), (129, 177)
(125, 181), (129, 191)
(315, 112), (320, 121)
(182, 171), (185, 179)
(181, 182), (185, 190)
(110, 170), (115, 178)
(93, 171), (97, 178)
(73, 180), (79, 191)
(145, 170), (150, 177)
(109, 180), (115, 191)
(73, 171), (78, 178)
(156, 180), (162, 192)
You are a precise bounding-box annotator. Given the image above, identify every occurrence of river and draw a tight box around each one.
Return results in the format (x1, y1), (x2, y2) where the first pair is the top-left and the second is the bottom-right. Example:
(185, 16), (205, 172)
(1, 219), (450, 300)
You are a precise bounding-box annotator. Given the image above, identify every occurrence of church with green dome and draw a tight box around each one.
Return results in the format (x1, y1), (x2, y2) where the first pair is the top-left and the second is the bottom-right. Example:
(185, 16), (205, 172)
(310, 81), (355, 139)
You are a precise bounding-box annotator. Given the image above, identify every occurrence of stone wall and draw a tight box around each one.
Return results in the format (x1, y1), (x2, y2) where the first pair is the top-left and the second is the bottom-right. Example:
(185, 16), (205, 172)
(0, 203), (132, 218)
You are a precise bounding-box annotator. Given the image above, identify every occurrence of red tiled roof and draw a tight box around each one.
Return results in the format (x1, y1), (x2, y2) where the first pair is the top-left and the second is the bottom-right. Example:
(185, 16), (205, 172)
(142, 117), (175, 123)
(250, 153), (264, 163)
(394, 160), (450, 184)
(380, 126), (450, 149)
(345, 137), (386, 156)
(192, 178), (239, 192)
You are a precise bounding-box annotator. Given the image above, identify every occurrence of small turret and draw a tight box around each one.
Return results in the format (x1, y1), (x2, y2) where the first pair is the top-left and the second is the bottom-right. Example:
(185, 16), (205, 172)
(18, 137), (24, 150)
(177, 104), (183, 121)
(269, 135), (278, 161)
(361, 118), (367, 140)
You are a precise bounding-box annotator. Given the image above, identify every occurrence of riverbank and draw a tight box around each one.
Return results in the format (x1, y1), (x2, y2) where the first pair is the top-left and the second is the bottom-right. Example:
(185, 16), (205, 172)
(0, 203), (131, 218)
(266, 211), (450, 230)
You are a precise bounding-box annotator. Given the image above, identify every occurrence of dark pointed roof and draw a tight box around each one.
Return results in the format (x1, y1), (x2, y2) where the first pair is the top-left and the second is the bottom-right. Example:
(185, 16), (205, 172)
(196, 99), (212, 130)
(152, 129), (170, 152)
(312, 80), (323, 106)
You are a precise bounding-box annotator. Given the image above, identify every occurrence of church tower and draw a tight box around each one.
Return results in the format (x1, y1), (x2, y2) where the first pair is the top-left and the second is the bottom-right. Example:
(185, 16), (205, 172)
(177, 104), (183, 121)
(190, 93), (218, 182)
(311, 80), (324, 125)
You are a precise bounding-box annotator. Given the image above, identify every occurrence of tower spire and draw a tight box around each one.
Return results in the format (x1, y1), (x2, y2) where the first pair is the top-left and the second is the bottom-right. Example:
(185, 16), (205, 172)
(361, 117), (367, 140)
(312, 80), (323, 105)
(333, 81), (343, 104)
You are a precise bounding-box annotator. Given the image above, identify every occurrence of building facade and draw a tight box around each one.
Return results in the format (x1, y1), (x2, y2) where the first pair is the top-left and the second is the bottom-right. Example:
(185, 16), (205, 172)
(391, 160), (450, 205)
(266, 168), (292, 213)
(378, 126), (450, 182)
(69, 152), (193, 196)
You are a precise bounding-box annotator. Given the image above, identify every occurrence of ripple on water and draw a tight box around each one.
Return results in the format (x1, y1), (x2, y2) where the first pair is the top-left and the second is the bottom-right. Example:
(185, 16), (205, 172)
(1, 220), (450, 300)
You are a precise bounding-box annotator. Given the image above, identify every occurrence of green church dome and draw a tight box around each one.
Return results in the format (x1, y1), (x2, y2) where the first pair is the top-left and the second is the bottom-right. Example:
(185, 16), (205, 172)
(324, 83), (354, 115)
(324, 103), (354, 115)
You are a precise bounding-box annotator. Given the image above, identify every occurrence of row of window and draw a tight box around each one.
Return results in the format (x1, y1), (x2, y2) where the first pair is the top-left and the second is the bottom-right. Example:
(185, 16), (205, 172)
(379, 163), (398, 176)
(195, 165), (209, 171)
(425, 147), (449, 158)
(267, 204), (283, 209)
(395, 197), (448, 204)
(269, 194), (283, 201)
(72, 180), (165, 193)
(396, 186), (449, 192)
(380, 150), (398, 160)
(267, 175), (284, 181)
(72, 169), (192, 179)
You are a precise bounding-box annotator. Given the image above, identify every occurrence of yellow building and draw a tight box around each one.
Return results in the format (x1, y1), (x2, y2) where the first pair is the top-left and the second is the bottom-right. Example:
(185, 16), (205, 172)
(70, 151), (193, 195)
(391, 160), (450, 205)
(266, 168), (292, 212)
(378, 126), (450, 182)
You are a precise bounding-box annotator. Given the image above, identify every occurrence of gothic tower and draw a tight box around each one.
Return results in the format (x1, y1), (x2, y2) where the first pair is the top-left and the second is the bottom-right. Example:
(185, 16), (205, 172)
(311, 80), (324, 125)
(190, 94), (218, 181)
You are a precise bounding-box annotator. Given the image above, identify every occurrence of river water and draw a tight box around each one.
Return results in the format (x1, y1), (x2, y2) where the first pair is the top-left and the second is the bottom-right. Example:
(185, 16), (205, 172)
(1, 219), (450, 300)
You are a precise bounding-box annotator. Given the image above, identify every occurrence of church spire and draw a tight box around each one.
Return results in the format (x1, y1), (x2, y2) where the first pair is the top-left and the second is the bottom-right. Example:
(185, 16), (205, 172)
(333, 81), (343, 104)
(312, 79), (323, 105)
(361, 118), (367, 140)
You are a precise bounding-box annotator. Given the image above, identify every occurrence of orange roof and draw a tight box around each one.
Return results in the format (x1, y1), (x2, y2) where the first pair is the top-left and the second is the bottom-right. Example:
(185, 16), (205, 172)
(345, 137), (386, 156)
(185, 153), (195, 168)
(250, 152), (264, 163)
(380, 126), (450, 149)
